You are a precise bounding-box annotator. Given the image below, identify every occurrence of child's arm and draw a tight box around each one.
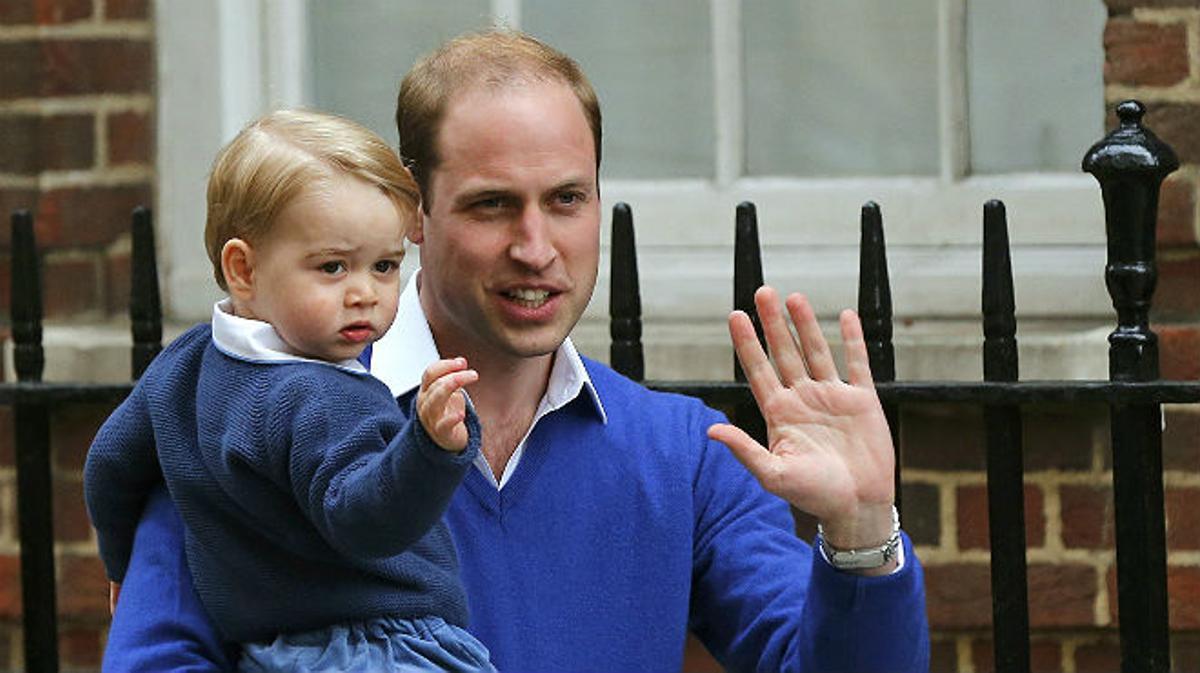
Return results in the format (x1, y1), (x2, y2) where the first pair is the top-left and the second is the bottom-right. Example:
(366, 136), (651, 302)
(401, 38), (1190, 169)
(281, 360), (482, 559)
(83, 385), (166, 582)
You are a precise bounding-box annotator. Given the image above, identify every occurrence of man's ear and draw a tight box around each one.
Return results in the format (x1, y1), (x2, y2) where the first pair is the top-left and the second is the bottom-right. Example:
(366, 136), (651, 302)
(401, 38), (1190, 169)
(221, 238), (256, 302)
(408, 206), (426, 245)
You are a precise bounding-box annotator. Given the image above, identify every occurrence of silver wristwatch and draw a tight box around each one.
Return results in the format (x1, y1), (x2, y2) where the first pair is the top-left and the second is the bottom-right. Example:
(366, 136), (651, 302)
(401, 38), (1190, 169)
(816, 505), (901, 571)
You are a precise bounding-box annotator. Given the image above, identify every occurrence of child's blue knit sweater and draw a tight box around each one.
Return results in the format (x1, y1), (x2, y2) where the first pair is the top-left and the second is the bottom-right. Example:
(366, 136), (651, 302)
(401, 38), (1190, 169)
(84, 323), (481, 642)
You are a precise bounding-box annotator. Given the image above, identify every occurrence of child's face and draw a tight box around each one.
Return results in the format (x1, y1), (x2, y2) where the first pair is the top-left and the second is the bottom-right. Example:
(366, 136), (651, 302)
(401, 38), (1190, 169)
(241, 173), (407, 362)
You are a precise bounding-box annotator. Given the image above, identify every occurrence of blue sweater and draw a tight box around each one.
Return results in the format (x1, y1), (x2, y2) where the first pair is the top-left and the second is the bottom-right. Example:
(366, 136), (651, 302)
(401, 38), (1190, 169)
(103, 351), (929, 672)
(84, 324), (481, 642)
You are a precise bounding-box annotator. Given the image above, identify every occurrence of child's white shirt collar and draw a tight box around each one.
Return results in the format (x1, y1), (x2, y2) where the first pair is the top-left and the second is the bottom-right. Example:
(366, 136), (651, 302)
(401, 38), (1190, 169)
(210, 299), (369, 375)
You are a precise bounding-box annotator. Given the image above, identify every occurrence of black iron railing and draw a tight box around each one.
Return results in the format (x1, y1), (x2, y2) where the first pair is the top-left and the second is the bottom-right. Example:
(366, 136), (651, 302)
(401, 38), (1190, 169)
(7, 101), (1200, 673)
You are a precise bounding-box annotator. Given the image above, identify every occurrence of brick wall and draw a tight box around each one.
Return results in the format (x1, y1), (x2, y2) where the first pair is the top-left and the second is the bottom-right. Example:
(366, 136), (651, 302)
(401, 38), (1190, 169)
(908, 2), (1200, 671)
(0, 0), (153, 324)
(0, 0), (153, 669)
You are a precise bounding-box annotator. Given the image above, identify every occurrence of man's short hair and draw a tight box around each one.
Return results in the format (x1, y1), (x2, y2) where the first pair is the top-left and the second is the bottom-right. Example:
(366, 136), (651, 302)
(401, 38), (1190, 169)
(396, 29), (602, 211)
(204, 109), (420, 290)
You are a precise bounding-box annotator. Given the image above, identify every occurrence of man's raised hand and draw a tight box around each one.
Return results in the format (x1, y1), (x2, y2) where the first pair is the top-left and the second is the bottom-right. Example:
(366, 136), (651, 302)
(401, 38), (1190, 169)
(706, 286), (897, 554)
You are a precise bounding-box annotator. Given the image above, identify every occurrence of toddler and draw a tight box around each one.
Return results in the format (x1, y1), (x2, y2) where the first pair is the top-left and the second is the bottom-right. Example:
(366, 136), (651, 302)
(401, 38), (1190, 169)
(84, 109), (495, 672)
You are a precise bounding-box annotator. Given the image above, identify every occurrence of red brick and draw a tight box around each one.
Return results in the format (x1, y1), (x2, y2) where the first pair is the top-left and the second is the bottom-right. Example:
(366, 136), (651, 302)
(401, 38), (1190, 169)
(1158, 175), (1197, 248)
(1024, 405), (1103, 471)
(1174, 632), (1200, 673)
(33, 0), (93, 24)
(0, 555), (18, 618)
(901, 405), (984, 470)
(1166, 487), (1200, 550)
(1142, 103), (1200, 167)
(105, 0), (150, 20)
(1028, 563), (1098, 627)
(105, 248), (131, 316)
(1157, 324), (1200, 380)
(42, 253), (102, 317)
(1153, 251), (1200, 320)
(35, 184), (152, 248)
(1104, 564), (1200, 628)
(1061, 484), (1114, 549)
(925, 562), (992, 628)
(0, 42), (40, 100)
(106, 110), (151, 166)
(956, 483), (1045, 550)
(59, 624), (103, 668)
(56, 554), (107, 619)
(51, 403), (118, 471)
(1170, 565), (1200, 629)
(1163, 407), (1200, 470)
(970, 638), (1062, 673)
(1104, 18), (1189, 87)
(900, 481), (940, 546)
(1074, 636), (1121, 673)
(929, 637), (958, 673)
(53, 478), (90, 544)
(0, 3), (35, 23)
(41, 39), (153, 97)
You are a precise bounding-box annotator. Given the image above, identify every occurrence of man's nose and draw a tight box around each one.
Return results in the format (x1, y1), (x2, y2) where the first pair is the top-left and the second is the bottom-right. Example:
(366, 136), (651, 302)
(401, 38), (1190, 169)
(509, 206), (556, 270)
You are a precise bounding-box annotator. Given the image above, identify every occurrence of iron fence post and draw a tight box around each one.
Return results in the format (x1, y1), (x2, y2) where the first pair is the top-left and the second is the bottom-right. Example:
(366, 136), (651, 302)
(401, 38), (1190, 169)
(1083, 99), (1177, 673)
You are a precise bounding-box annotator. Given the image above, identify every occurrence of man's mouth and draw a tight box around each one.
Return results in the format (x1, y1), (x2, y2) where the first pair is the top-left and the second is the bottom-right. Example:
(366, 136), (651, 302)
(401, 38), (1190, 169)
(503, 288), (553, 308)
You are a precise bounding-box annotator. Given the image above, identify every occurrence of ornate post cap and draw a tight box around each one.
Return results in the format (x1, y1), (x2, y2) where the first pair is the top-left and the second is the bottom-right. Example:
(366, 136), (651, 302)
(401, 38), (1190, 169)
(1082, 100), (1179, 178)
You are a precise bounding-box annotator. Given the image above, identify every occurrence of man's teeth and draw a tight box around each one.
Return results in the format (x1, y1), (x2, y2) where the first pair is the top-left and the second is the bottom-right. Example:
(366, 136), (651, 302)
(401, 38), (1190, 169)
(506, 289), (551, 306)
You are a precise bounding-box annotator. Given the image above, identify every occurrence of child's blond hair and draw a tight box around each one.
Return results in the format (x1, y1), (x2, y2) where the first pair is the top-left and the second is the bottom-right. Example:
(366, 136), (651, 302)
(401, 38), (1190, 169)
(205, 109), (419, 290)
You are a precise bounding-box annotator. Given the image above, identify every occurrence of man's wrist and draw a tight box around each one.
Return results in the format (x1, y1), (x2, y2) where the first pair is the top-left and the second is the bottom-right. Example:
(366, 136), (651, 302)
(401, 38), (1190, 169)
(817, 505), (901, 572)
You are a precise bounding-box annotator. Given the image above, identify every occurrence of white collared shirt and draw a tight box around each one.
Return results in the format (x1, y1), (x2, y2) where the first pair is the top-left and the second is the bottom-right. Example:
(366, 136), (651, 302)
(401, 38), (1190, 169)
(370, 272), (606, 489)
(209, 299), (368, 374)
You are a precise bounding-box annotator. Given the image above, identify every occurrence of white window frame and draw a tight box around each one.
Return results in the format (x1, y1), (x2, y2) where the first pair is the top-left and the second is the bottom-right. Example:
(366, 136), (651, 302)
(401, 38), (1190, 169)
(154, 0), (1110, 377)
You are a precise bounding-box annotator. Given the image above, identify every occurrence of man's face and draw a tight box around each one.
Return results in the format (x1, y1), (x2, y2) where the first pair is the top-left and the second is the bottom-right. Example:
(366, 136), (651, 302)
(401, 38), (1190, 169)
(413, 80), (600, 366)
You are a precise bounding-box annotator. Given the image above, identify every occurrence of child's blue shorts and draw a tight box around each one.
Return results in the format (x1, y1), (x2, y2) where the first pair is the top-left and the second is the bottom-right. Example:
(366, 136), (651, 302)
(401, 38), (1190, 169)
(238, 615), (495, 672)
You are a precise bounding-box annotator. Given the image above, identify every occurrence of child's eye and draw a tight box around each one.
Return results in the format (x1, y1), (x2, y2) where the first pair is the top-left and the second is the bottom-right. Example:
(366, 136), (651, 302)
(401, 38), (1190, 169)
(320, 261), (346, 274)
(374, 260), (399, 274)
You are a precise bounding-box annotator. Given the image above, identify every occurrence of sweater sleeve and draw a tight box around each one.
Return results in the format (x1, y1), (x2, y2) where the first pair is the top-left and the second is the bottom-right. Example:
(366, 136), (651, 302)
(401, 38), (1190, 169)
(102, 484), (236, 672)
(271, 375), (481, 559)
(83, 383), (166, 583)
(687, 407), (929, 673)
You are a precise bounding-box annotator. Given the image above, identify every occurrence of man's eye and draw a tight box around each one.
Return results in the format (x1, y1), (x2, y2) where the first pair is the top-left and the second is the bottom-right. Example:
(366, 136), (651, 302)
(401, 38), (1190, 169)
(475, 197), (505, 210)
(556, 191), (585, 207)
(320, 261), (345, 274)
(374, 260), (399, 273)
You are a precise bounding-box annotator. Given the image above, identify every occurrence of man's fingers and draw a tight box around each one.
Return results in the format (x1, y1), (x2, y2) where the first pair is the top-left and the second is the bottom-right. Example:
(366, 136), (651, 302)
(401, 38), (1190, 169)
(839, 309), (875, 387)
(109, 581), (121, 616)
(754, 286), (809, 385)
(787, 293), (838, 381)
(707, 423), (776, 489)
(728, 311), (782, 407)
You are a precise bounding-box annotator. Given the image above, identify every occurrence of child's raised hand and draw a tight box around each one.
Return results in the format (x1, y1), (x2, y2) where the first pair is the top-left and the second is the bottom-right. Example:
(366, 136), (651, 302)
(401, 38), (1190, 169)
(416, 357), (479, 452)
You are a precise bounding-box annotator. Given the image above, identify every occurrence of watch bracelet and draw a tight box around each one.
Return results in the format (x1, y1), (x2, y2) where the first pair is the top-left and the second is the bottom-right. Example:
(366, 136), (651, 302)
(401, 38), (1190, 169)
(816, 505), (901, 570)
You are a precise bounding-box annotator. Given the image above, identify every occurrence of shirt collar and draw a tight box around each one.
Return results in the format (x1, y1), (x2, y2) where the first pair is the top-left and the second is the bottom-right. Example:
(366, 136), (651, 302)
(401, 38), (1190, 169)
(370, 271), (606, 423)
(210, 299), (369, 374)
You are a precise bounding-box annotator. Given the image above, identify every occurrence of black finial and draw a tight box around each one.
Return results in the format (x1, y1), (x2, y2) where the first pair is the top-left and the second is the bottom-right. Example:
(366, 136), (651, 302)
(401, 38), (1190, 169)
(1083, 99), (1178, 178)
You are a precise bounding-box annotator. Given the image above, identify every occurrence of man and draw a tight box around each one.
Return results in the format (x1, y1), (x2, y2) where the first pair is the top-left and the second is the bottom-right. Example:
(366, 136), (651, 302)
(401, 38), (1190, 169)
(104, 30), (928, 672)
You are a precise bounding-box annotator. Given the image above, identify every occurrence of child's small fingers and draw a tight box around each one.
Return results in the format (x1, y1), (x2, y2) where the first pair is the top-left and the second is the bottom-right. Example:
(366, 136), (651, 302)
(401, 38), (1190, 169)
(420, 357), (468, 390)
